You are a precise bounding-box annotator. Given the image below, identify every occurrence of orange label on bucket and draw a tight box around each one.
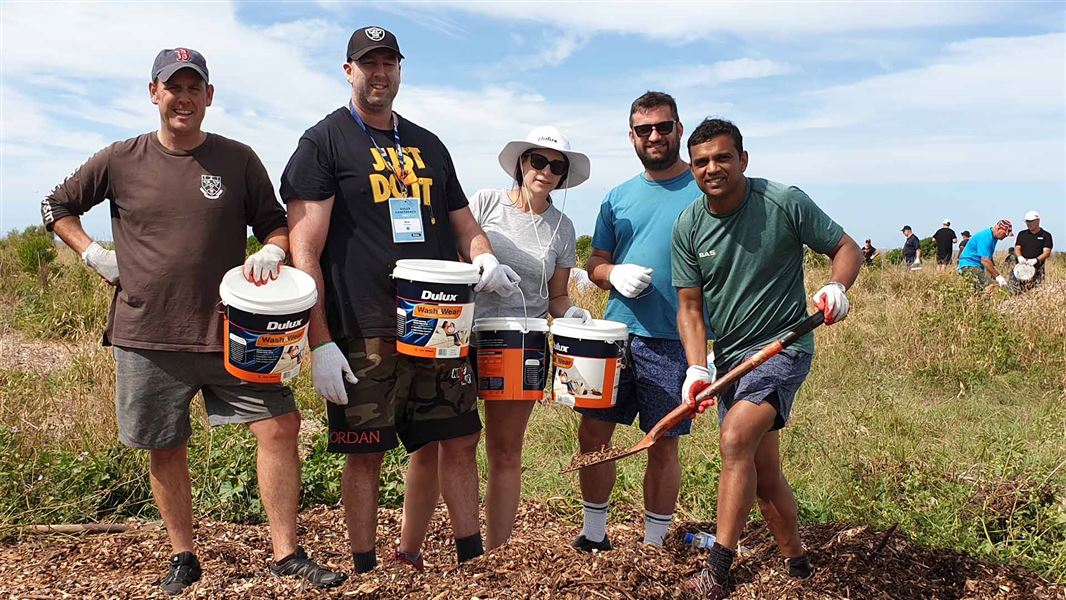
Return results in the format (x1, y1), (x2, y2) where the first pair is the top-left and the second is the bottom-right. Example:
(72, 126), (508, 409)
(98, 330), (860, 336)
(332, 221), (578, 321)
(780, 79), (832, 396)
(413, 304), (464, 319)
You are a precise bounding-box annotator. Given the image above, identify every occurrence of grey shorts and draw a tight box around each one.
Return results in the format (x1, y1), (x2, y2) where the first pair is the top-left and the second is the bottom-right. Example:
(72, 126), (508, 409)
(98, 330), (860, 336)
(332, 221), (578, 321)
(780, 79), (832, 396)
(716, 348), (812, 431)
(114, 346), (298, 449)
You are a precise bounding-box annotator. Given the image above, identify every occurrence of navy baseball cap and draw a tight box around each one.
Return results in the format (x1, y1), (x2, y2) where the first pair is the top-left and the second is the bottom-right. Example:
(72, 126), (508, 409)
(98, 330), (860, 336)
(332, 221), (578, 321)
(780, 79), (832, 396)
(152, 48), (209, 83)
(347, 26), (404, 61)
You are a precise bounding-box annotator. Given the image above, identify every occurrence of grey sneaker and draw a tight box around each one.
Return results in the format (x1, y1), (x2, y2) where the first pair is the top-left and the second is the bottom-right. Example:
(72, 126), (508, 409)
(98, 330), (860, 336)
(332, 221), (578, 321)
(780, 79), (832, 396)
(269, 546), (348, 589)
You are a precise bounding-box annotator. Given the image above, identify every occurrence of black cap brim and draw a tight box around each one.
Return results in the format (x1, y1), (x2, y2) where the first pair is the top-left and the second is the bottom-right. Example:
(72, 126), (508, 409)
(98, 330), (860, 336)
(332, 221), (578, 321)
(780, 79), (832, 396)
(348, 44), (404, 61)
(155, 63), (209, 84)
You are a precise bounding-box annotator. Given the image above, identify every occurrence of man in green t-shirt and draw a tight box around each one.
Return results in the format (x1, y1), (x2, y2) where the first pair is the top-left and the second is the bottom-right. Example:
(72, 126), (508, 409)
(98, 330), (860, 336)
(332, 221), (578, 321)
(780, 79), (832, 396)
(671, 119), (861, 599)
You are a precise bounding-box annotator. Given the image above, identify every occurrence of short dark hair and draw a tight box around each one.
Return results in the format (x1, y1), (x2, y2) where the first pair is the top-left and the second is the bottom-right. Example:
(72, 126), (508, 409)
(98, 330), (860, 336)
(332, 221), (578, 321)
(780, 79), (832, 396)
(961, 230), (971, 237)
(629, 91), (679, 127)
(687, 118), (743, 154)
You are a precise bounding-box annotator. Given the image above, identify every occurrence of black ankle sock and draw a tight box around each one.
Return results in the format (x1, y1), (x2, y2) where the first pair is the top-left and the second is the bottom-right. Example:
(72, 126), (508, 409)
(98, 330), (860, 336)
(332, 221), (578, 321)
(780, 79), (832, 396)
(707, 542), (736, 581)
(455, 533), (484, 563)
(787, 555), (813, 579)
(353, 549), (377, 573)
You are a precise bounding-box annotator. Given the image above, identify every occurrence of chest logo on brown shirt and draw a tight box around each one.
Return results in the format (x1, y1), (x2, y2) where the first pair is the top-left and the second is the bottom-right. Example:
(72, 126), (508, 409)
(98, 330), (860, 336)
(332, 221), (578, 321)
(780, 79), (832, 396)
(200, 174), (225, 200)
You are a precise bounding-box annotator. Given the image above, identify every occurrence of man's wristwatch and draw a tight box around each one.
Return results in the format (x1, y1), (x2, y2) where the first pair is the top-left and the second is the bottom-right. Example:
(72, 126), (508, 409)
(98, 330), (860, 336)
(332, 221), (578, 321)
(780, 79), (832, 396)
(826, 281), (847, 293)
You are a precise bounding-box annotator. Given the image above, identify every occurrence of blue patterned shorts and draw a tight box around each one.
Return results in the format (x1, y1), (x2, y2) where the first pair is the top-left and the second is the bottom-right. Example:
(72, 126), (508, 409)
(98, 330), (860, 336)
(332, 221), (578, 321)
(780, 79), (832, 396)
(576, 335), (690, 436)
(716, 348), (812, 431)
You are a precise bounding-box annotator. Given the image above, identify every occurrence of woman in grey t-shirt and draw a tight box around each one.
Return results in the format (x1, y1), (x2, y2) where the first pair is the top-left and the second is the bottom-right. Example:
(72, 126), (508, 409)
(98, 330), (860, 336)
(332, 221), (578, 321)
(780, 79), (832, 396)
(469, 126), (592, 549)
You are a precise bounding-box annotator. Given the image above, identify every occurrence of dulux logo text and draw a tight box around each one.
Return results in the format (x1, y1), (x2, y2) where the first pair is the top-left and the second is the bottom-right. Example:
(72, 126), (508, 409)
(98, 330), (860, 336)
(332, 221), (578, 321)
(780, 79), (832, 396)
(267, 319), (304, 330)
(422, 290), (458, 302)
(553, 343), (569, 352)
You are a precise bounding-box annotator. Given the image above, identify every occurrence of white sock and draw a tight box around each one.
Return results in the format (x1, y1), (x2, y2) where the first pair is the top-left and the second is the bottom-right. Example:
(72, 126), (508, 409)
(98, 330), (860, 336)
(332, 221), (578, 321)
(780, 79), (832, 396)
(643, 510), (673, 546)
(581, 500), (609, 542)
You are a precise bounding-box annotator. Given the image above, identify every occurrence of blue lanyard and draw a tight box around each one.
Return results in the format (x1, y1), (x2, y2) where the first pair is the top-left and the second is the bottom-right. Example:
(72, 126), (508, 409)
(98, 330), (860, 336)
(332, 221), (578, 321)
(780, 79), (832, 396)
(348, 100), (409, 193)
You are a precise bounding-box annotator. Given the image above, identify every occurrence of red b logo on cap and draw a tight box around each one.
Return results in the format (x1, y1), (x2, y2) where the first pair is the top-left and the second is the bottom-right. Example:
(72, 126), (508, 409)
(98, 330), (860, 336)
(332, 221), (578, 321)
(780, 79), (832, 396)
(175, 48), (190, 62)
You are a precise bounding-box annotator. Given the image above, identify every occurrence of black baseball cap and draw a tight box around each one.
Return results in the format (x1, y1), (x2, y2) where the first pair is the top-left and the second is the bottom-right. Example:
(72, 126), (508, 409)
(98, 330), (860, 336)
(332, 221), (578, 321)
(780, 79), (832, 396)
(152, 48), (209, 83)
(901, 225), (912, 232)
(347, 26), (404, 61)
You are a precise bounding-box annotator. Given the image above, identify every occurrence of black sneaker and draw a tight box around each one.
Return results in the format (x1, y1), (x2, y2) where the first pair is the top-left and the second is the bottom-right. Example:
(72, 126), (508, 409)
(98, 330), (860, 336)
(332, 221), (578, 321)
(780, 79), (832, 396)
(786, 555), (814, 579)
(270, 546), (348, 589)
(160, 551), (201, 596)
(683, 568), (731, 600)
(571, 534), (613, 552)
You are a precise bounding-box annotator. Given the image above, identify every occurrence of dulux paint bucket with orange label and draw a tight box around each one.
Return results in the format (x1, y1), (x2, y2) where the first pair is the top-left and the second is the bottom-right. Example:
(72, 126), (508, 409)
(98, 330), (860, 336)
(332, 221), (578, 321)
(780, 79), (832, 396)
(218, 265), (317, 384)
(550, 318), (628, 409)
(392, 259), (480, 359)
(472, 317), (549, 401)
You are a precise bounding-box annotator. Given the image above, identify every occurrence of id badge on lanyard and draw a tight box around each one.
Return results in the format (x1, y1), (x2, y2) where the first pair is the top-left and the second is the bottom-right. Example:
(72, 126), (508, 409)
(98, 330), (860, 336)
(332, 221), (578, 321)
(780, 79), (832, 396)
(389, 197), (425, 243)
(349, 101), (425, 243)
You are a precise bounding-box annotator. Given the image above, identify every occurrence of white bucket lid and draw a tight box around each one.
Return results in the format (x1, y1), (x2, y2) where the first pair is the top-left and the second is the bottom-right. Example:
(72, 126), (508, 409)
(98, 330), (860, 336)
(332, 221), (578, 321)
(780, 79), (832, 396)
(473, 317), (549, 333)
(393, 259), (480, 285)
(219, 265), (318, 315)
(550, 318), (628, 342)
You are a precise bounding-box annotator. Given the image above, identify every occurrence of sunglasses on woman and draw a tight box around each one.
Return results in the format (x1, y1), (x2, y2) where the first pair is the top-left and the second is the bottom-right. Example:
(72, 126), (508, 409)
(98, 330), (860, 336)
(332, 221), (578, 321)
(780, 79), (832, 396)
(631, 120), (676, 138)
(526, 152), (569, 176)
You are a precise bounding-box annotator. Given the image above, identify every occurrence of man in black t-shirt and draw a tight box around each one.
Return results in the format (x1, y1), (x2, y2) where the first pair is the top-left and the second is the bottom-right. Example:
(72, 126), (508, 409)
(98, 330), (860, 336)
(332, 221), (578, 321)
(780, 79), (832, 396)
(932, 219), (957, 271)
(1015, 210), (1054, 288)
(283, 26), (516, 575)
(862, 239), (879, 266)
(901, 225), (921, 269)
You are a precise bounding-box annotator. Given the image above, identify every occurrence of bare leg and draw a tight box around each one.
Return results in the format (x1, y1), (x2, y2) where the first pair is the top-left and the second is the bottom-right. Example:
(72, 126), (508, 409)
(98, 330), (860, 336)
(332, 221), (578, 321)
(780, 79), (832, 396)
(577, 416), (617, 505)
(399, 442), (442, 554)
(247, 412), (301, 561)
(484, 400), (536, 549)
(437, 431), (482, 539)
(714, 401), (776, 549)
(150, 443), (194, 554)
(342, 452), (384, 554)
(754, 430), (804, 557)
(644, 435), (681, 515)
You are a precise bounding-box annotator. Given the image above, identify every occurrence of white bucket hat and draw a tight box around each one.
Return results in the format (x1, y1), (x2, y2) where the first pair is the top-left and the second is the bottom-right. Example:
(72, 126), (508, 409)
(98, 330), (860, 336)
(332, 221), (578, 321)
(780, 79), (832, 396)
(498, 126), (591, 190)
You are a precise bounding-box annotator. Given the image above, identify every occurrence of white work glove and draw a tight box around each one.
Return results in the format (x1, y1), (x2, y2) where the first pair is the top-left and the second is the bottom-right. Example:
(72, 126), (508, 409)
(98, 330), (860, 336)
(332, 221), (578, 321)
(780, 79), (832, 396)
(473, 253), (521, 297)
(995, 275), (1008, 287)
(311, 342), (358, 405)
(812, 282), (849, 325)
(1026, 258), (1038, 266)
(563, 306), (592, 323)
(243, 244), (286, 286)
(608, 263), (653, 299)
(912, 257), (921, 266)
(81, 242), (120, 286)
(682, 365), (716, 414)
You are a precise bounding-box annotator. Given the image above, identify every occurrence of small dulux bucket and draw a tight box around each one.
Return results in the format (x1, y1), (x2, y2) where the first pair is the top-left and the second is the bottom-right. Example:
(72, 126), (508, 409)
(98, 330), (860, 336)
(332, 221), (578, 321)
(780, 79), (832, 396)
(472, 317), (549, 401)
(392, 259), (480, 359)
(550, 318), (628, 409)
(218, 265), (317, 384)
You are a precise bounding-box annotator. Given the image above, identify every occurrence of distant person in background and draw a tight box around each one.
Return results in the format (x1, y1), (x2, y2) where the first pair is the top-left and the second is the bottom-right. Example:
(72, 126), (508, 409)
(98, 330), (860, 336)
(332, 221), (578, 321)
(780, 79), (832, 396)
(862, 239), (879, 266)
(933, 219), (957, 271)
(1004, 247), (1018, 269)
(958, 231), (972, 256)
(901, 226), (921, 269)
(957, 219), (1013, 291)
(1015, 210), (1053, 288)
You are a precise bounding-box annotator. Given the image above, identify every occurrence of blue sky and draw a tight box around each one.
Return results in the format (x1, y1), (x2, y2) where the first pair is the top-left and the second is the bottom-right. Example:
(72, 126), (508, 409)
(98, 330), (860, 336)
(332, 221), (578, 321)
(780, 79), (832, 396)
(2, 1), (1063, 251)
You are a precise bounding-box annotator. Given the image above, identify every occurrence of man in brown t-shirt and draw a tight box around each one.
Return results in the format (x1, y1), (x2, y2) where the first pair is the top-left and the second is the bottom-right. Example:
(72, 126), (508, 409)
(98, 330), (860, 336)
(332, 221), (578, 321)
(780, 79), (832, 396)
(41, 48), (346, 595)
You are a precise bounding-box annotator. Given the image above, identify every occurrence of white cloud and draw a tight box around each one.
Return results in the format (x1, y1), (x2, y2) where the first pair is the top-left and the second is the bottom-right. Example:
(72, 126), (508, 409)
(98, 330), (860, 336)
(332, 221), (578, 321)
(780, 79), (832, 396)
(434, 2), (1022, 40)
(653, 58), (794, 89)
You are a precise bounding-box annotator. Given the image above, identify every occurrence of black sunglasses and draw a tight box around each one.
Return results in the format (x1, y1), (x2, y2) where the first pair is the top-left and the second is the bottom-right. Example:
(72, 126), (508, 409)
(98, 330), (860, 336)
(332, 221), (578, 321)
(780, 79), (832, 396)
(632, 120), (676, 137)
(526, 152), (568, 176)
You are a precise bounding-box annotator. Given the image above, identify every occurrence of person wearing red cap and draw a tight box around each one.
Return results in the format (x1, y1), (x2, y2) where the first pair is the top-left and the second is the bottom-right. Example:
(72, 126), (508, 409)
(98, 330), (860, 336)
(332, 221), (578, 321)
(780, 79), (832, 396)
(41, 47), (345, 594)
(957, 219), (1014, 291)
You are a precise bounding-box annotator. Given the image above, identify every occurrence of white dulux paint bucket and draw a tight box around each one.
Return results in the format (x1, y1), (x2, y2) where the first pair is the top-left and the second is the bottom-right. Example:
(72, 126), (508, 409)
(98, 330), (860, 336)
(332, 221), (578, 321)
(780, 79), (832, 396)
(218, 265), (317, 384)
(392, 259), (480, 359)
(550, 318), (628, 409)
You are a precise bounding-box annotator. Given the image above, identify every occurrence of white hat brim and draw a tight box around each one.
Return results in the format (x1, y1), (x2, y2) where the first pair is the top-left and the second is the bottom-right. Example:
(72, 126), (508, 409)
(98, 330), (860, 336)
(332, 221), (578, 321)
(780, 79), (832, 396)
(498, 141), (590, 190)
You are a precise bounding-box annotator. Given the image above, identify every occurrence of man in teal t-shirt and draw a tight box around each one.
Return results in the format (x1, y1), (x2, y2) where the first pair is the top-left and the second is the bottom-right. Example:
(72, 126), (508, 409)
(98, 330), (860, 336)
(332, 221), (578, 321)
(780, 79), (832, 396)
(956, 219), (1013, 290)
(573, 91), (704, 554)
(672, 119), (861, 599)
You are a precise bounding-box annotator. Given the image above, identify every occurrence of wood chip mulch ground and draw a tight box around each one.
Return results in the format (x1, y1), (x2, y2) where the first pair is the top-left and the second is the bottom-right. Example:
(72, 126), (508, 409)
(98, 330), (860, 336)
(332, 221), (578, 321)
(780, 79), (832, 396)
(1, 503), (1060, 599)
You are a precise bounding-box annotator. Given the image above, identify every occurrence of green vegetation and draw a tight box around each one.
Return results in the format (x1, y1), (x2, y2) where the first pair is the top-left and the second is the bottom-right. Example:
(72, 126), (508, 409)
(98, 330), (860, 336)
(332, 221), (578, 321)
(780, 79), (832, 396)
(1, 226), (1063, 582)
